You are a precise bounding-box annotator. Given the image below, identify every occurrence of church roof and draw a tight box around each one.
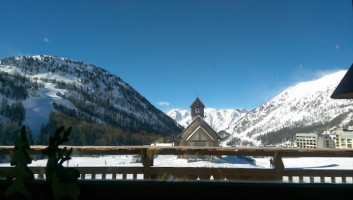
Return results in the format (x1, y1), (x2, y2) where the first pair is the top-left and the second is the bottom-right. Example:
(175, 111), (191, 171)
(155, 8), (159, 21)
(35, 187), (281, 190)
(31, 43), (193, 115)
(190, 97), (205, 108)
(186, 126), (215, 142)
(178, 116), (220, 141)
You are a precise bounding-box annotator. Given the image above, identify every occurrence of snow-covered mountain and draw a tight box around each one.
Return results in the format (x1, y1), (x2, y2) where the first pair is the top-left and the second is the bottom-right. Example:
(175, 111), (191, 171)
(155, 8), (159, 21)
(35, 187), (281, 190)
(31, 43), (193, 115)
(167, 108), (248, 133)
(222, 70), (353, 147)
(167, 70), (353, 147)
(0, 55), (183, 140)
(2, 55), (352, 148)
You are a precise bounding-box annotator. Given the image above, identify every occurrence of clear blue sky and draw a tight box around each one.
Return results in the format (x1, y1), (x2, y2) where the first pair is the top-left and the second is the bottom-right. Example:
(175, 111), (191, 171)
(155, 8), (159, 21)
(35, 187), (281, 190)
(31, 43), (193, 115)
(1, 0), (352, 112)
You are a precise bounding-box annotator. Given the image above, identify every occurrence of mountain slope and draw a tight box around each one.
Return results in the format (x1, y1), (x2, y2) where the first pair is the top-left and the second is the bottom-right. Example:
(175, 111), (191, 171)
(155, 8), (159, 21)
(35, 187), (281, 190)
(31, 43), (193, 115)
(167, 108), (248, 133)
(222, 70), (353, 147)
(0, 55), (183, 142)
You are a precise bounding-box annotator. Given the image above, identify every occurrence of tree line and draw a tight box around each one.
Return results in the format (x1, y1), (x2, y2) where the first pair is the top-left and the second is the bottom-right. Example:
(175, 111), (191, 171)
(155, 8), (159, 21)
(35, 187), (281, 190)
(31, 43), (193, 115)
(37, 112), (178, 146)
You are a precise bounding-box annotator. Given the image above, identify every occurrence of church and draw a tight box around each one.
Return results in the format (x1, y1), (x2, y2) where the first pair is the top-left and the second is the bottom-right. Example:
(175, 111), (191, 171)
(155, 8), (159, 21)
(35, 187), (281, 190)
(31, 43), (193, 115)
(178, 97), (221, 161)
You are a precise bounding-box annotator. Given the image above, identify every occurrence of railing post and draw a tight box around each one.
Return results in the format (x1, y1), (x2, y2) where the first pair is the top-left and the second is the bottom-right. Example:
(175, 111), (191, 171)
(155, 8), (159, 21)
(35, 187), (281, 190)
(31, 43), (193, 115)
(342, 176), (346, 183)
(310, 176), (314, 183)
(140, 148), (155, 180)
(273, 151), (284, 181)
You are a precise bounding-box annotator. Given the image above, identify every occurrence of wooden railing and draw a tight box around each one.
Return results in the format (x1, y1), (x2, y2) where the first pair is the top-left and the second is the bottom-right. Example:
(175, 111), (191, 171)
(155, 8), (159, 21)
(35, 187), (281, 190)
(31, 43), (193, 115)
(1, 145), (353, 183)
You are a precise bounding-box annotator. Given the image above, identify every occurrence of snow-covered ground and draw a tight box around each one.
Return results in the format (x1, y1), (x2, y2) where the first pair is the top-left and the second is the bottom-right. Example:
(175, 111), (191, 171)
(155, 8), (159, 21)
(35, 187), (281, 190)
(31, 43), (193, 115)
(2, 155), (353, 169)
(1, 155), (353, 183)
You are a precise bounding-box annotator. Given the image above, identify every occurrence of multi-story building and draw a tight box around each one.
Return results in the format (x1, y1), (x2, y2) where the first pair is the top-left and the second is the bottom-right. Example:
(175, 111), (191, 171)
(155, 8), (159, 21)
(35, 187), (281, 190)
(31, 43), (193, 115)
(317, 134), (336, 149)
(296, 133), (318, 148)
(296, 132), (336, 149)
(296, 130), (353, 149)
(335, 132), (353, 149)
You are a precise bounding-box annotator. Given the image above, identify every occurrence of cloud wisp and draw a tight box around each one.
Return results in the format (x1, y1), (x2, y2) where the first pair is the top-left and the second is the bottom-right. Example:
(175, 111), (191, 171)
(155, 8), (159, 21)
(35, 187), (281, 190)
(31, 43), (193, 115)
(157, 101), (170, 107)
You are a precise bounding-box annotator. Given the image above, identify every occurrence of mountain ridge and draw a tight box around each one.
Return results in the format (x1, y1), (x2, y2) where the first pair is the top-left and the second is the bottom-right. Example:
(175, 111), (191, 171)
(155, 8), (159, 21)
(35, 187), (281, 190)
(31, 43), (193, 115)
(167, 108), (248, 133)
(0, 55), (183, 145)
(222, 70), (353, 146)
(167, 70), (353, 147)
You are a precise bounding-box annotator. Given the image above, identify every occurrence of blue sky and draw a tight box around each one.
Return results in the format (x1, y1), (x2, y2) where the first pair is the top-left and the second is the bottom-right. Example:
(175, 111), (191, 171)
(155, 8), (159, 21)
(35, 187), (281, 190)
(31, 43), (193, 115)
(1, 0), (352, 112)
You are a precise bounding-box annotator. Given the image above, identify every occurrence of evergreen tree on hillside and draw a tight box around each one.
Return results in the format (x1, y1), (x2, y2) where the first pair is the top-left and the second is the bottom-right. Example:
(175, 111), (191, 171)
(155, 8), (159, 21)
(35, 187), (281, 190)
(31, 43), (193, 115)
(1, 97), (9, 115)
(0, 123), (33, 145)
(10, 101), (25, 123)
(37, 111), (177, 146)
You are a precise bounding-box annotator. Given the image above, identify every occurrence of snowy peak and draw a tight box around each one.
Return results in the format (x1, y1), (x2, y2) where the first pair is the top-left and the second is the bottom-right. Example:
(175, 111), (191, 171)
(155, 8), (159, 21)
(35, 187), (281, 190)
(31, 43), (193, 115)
(276, 71), (347, 103)
(167, 109), (190, 124)
(167, 108), (248, 132)
(1, 55), (131, 91)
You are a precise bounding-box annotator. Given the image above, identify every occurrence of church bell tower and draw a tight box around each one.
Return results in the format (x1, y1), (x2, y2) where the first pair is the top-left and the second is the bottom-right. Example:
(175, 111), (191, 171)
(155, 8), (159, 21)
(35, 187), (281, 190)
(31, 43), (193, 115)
(190, 97), (205, 120)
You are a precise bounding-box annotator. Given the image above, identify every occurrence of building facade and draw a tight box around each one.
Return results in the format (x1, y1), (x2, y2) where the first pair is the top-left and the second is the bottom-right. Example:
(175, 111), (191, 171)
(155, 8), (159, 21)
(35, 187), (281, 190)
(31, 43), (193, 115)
(296, 133), (318, 149)
(317, 134), (336, 149)
(295, 130), (353, 149)
(335, 132), (353, 149)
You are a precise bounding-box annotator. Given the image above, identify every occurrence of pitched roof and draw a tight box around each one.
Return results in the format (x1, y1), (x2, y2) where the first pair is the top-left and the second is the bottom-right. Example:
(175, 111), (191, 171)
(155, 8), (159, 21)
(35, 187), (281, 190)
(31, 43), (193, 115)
(190, 97), (205, 108)
(178, 116), (220, 140)
(186, 126), (215, 142)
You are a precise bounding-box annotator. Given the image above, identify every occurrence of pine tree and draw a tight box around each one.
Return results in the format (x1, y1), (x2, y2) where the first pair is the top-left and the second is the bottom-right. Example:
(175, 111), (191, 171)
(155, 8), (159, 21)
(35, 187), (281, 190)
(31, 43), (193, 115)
(1, 123), (19, 145)
(1, 97), (9, 115)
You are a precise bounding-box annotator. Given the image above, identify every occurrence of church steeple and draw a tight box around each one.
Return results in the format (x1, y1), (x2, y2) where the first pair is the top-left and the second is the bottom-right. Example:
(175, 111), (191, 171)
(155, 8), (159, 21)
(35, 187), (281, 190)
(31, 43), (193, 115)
(190, 97), (205, 120)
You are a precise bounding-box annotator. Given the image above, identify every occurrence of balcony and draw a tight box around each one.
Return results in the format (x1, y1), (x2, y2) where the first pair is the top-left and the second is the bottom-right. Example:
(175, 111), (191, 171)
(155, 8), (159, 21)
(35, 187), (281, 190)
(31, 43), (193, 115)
(1, 146), (353, 199)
